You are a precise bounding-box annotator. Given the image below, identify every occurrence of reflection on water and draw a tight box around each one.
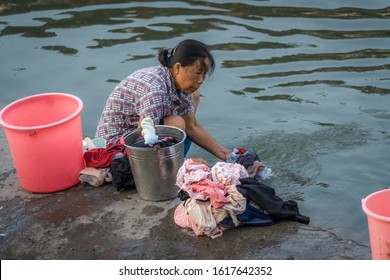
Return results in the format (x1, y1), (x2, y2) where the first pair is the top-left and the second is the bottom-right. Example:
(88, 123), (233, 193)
(1, 0), (389, 247)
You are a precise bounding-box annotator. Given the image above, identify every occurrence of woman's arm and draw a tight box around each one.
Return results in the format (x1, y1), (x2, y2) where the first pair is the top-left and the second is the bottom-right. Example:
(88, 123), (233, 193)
(182, 91), (231, 161)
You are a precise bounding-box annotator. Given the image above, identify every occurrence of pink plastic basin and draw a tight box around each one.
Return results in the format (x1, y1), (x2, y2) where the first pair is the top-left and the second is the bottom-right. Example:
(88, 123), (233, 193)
(362, 188), (390, 260)
(0, 93), (84, 193)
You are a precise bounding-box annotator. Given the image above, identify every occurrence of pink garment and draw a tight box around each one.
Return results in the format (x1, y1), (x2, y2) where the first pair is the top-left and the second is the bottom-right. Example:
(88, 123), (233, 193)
(211, 162), (248, 187)
(176, 160), (249, 209)
(176, 158), (212, 188)
(175, 159), (251, 238)
(185, 198), (220, 237)
(174, 203), (204, 236)
(176, 159), (228, 205)
(188, 178), (229, 209)
(174, 200), (227, 238)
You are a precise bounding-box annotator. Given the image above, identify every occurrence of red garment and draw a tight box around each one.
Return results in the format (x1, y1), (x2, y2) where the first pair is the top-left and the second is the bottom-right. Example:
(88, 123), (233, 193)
(84, 140), (126, 168)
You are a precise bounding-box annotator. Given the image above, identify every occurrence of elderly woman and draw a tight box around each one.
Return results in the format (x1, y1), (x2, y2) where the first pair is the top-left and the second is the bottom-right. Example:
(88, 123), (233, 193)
(95, 39), (230, 162)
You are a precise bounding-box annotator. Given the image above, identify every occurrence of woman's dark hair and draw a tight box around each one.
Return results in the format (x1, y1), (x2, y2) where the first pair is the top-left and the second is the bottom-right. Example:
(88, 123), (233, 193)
(158, 39), (215, 75)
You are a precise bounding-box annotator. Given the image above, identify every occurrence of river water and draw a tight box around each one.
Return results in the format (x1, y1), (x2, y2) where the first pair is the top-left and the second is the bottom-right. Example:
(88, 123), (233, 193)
(1, 0), (389, 247)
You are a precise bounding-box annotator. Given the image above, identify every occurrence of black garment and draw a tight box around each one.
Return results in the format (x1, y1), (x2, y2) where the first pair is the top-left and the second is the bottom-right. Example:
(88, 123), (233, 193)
(178, 189), (190, 201)
(110, 156), (136, 192)
(130, 136), (179, 148)
(230, 151), (261, 169)
(237, 177), (310, 224)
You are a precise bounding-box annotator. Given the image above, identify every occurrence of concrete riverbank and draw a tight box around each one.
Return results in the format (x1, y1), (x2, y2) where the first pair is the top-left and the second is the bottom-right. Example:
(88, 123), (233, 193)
(0, 129), (371, 260)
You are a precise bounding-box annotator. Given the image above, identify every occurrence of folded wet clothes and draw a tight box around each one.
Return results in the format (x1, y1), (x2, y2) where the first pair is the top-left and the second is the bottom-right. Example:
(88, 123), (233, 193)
(79, 167), (112, 187)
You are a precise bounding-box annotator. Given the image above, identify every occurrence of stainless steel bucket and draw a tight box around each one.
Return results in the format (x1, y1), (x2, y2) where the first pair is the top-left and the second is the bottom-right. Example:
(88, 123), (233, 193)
(124, 125), (186, 201)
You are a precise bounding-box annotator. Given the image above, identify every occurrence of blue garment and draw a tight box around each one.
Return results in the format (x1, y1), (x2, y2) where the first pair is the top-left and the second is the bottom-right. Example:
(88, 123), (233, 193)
(184, 137), (192, 156)
(158, 119), (191, 156)
(220, 204), (275, 228)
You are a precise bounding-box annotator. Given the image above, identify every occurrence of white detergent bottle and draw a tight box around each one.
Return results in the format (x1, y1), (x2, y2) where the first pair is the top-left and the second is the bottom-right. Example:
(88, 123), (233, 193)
(141, 117), (158, 145)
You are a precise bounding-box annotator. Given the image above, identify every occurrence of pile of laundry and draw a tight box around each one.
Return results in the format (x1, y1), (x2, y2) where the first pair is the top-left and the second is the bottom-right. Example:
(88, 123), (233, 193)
(79, 118), (178, 191)
(79, 136), (135, 191)
(174, 148), (310, 238)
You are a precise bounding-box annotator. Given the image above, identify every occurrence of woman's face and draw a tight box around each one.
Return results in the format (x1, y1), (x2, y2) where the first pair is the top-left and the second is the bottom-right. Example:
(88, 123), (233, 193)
(172, 58), (210, 94)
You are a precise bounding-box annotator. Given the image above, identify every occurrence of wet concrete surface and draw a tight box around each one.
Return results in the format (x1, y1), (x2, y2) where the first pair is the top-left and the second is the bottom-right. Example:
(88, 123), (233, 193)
(0, 129), (371, 260)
